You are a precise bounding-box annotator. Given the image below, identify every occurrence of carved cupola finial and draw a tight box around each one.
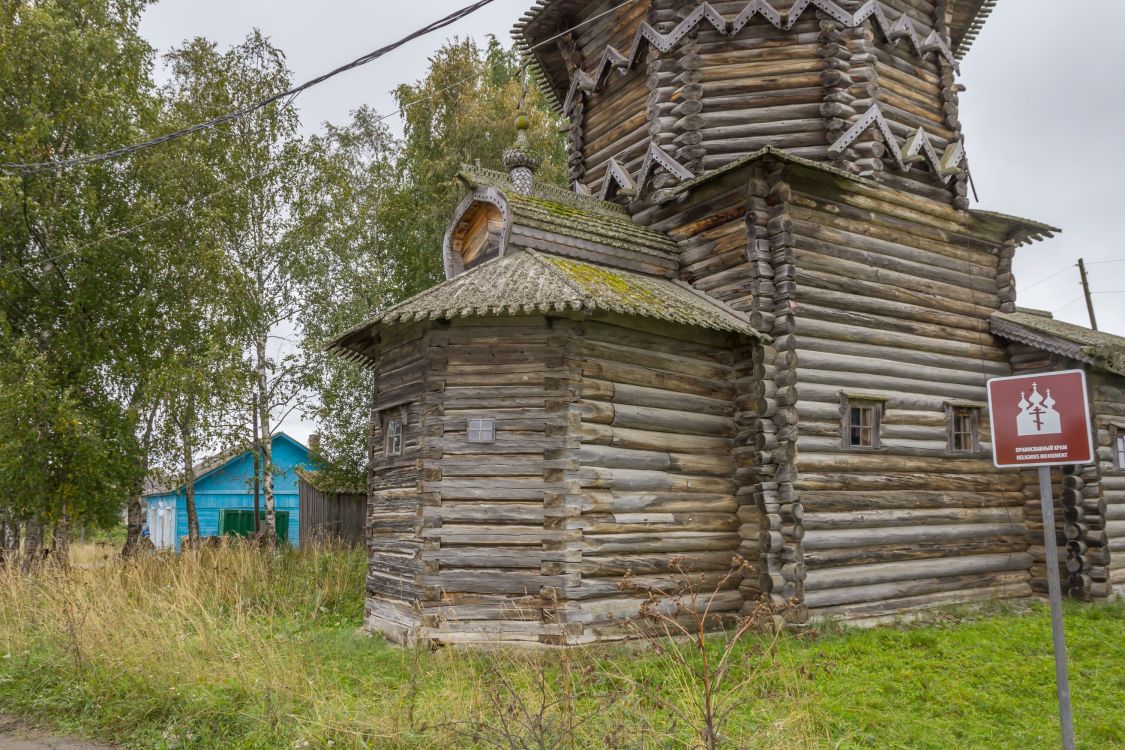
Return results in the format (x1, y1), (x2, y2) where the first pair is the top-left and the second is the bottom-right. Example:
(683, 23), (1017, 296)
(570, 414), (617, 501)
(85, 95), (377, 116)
(502, 62), (541, 195)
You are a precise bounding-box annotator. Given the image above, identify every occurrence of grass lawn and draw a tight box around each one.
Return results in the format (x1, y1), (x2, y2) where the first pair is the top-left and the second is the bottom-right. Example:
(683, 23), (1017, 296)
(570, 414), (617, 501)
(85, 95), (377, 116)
(0, 543), (1122, 749)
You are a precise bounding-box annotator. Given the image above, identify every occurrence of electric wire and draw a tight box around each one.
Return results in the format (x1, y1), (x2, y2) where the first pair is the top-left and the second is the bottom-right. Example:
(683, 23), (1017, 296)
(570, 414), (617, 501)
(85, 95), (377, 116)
(1020, 264), (1074, 294)
(0, 0), (497, 173)
(0, 1), (635, 279)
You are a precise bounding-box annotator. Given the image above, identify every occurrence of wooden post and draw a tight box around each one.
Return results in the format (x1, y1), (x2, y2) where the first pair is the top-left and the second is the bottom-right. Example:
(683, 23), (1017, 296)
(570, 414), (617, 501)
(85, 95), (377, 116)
(1038, 466), (1077, 750)
(1077, 258), (1098, 331)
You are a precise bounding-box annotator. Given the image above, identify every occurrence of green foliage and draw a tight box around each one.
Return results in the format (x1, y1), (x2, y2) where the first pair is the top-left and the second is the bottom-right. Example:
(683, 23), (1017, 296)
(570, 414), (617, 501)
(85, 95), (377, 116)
(0, 334), (138, 529)
(297, 37), (567, 486)
(0, 0), (158, 530)
(1, 548), (1124, 749)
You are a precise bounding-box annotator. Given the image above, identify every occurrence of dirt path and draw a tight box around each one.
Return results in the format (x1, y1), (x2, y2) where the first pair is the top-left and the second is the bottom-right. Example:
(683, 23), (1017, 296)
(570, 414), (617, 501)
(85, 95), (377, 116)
(0, 717), (113, 750)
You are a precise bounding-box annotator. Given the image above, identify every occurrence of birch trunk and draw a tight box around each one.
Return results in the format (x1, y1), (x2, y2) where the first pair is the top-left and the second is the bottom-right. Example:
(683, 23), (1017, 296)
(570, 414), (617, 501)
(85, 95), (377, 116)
(252, 398), (261, 536)
(256, 334), (275, 549)
(52, 508), (70, 569)
(123, 404), (157, 558)
(0, 510), (18, 568)
(183, 395), (200, 544)
(21, 518), (42, 574)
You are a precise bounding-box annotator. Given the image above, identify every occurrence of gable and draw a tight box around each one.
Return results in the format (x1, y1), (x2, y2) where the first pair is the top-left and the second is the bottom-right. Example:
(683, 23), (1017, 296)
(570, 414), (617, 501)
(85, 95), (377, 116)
(158, 434), (310, 497)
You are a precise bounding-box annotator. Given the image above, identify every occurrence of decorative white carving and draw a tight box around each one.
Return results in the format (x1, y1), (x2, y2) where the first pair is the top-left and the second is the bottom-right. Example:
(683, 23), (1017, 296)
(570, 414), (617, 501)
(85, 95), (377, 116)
(558, 0), (959, 117)
(827, 105), (966, 182)
(598, 143), (694, 203)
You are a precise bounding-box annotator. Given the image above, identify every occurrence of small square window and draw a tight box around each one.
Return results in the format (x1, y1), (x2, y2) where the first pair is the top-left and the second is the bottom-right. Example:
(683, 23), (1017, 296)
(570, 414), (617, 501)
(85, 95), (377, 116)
(467, 418), (495, 444)
(384, 416), (403, 457)
(1116, 434), (1125, 471)
(844, 400), (881, 449)
(950, 407), (980, 453)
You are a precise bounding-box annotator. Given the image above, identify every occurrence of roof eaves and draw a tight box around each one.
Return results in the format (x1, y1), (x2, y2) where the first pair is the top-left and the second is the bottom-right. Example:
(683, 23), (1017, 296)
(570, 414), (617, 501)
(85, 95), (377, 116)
(954, 0), (999, 60)
(670, 147), (880, 197)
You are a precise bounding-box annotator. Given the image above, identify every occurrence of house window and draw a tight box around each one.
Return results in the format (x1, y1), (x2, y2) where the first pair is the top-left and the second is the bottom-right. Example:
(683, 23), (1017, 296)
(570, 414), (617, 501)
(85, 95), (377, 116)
(1116, 433), (1125, 471)
(467, 418), (496, 444)
(844, 400), (881, 449)
(949, 407), (981, 453)
(384, 414), (403, 457)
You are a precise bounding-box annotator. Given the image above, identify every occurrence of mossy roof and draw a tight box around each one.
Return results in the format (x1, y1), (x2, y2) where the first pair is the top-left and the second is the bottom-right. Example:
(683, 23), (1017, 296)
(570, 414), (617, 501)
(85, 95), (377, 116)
(460, 167), (678, 261)
(331, 249), (762, 362)
(992, 310), (1125, 377)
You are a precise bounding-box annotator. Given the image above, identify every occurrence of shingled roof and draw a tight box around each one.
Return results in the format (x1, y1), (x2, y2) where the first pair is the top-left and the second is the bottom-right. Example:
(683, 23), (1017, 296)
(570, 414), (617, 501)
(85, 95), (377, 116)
(991, 310), (1125, 377)
(332, 249), (762, 363)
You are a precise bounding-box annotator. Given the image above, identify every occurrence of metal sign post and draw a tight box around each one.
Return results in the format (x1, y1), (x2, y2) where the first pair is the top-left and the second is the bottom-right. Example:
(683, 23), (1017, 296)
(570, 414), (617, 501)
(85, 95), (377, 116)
(1036, 466), (1076, 750)
(987, 369), (1094, 750)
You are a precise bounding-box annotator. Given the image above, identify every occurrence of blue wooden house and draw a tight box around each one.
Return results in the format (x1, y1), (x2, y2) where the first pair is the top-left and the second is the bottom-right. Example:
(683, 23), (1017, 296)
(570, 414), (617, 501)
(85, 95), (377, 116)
(143, 432), (310, 550)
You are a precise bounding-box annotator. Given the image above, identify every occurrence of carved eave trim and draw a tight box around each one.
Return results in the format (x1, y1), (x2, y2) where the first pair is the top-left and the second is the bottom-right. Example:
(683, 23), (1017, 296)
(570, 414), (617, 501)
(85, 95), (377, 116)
(990, 317), (1095, 367)
(531, 0), (959, 117)
(442, 186), (512, 280)
(828, 104), (967, 183)
(598, 142), (694, 204)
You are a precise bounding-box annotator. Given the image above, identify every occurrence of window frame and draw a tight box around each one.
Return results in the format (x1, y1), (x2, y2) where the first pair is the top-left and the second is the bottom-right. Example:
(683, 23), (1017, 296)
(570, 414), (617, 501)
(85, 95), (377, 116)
(947, 405), (981, 454)
(383, 409), (404, 457)
(1115, 431), (1125, 471)
(467, 417), (496, 444)
(843, 398), (883, 450)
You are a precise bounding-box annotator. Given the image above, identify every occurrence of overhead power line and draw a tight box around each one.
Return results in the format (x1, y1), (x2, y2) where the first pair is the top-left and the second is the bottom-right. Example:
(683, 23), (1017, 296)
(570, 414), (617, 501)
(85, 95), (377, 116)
(1021, 264), (1074, 294)
(0, 1), (635, 279)
(0, 0), (497, 173)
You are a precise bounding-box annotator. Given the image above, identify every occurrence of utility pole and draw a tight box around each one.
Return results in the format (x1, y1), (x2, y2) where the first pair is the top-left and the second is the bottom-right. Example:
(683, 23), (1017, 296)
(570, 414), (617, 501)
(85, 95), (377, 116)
(1078, 258), (1098, 331)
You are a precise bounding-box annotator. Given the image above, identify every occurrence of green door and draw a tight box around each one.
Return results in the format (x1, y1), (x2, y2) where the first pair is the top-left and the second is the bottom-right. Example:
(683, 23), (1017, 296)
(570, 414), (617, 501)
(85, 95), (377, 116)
(219, 509), (290, 543)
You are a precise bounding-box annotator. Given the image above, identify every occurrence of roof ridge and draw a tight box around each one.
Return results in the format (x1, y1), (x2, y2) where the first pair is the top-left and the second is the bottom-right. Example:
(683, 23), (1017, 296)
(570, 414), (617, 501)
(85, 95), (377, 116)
(522, 249), (591, 303)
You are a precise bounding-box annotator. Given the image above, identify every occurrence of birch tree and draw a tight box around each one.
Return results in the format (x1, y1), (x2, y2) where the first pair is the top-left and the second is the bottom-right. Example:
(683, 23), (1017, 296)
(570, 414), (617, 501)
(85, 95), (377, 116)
(0, 0), (158, 562)
(162, 32), (307, 546)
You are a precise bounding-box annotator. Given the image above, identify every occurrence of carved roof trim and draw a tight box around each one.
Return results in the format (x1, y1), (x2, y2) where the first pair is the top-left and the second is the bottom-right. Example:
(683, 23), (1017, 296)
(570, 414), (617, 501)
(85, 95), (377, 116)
(991, 311), (1125, 377)
(514, 0), (962, 114)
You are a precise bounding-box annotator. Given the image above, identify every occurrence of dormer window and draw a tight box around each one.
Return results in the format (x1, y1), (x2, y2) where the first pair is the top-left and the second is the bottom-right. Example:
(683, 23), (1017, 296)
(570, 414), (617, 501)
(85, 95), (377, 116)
(448, 199), (504, 274)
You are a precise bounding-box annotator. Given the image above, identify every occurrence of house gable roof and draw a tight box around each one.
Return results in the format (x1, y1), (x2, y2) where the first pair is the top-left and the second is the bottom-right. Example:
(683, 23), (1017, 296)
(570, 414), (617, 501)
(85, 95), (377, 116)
(991, 310), (1125, 377)
(144, 432), (309, 497)
(331, 248), (763, 363)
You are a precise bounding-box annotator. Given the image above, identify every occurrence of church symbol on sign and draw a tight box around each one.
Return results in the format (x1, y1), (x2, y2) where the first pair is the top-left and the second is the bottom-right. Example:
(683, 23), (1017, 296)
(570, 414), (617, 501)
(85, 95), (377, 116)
(1017, 383), (1062, 436)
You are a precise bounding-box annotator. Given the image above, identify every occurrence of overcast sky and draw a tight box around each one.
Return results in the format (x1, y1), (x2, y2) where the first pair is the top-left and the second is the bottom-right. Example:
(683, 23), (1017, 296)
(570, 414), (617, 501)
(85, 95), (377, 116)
(139, 0), (1125, 442)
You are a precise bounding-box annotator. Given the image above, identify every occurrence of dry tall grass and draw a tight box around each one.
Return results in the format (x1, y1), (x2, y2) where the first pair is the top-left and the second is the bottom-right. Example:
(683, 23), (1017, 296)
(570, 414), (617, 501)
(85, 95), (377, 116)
(0, 542), (826, 749)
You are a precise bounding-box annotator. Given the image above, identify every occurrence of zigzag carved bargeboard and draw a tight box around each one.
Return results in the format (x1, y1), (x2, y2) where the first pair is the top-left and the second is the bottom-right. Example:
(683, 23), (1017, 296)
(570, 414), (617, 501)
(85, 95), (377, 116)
(550, 0), (959, 115)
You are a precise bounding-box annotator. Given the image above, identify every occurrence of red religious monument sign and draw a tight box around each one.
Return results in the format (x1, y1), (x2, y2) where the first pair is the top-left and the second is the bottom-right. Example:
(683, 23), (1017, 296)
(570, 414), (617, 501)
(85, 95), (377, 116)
(987, 369), (1095, 468)
(987, 368), (1094, 750)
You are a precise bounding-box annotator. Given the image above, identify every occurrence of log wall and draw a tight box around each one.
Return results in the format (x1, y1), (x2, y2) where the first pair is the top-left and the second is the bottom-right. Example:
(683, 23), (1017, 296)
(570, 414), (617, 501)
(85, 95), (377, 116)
(546, 0), (966, 204)
(1089, 371), (1123, 597)
(365, 322), (430, 641)
(1006, 344), (1114, 600)
(565, 316), (750, 640)
(414, 316), (573, 644)
(781, 167), (1034, 620)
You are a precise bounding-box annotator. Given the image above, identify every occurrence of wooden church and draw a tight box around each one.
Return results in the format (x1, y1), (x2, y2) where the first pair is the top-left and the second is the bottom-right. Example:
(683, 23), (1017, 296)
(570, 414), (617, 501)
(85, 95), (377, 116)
(332, 0), (1125, 645)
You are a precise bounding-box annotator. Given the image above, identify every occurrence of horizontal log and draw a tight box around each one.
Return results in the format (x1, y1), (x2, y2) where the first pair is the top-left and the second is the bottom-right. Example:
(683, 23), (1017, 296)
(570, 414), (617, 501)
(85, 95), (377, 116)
(805, 570), (1031, 608)
(809, 581), (1032, 620)
(805, 553), (1032, 592)
(579, 444), (735, 476)
(803, 507), (1020, 530)
(803, 522), (1025, 550)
